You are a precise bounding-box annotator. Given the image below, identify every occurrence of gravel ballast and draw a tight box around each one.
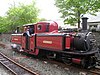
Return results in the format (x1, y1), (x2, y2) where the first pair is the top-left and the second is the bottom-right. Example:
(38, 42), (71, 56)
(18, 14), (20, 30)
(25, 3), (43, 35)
(0, 63), (13, 75)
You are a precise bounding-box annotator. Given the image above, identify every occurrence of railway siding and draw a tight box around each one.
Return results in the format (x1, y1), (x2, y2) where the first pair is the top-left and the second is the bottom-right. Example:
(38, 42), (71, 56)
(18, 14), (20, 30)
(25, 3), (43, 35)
(89, 67), (100, 75)
(0, 51), (39, 75)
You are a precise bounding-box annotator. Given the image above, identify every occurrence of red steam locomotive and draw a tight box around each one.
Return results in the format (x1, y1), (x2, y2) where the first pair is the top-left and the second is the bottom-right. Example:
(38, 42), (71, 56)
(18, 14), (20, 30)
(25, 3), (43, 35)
(11, 17), (99, 68)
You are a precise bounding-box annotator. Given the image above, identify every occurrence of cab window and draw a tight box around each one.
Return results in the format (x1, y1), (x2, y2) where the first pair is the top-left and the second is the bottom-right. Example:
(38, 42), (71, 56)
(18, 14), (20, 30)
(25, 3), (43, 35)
(46, 24), (49, 32)
(37, 25), (42, 30)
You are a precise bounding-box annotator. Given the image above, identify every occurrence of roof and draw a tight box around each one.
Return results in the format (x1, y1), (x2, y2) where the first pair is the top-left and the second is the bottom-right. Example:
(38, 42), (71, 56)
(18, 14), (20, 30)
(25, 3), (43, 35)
(23, 23), (36, 26)
(37, 21), (57, 24)
(88, 21), (100, 23)
(23, 21), (58, 26)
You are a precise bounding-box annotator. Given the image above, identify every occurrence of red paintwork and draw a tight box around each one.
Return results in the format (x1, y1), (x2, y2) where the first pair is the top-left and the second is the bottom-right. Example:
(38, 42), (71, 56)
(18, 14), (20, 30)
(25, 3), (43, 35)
(34, 48), (39, 55)
(49, 21), (58, 32)
(22, 36), (26, 49)
(29, 48), (39, 55)
(21, 35), (39, 55)
(36, 36), (63, 51)
(72, 58), (81, 64)
(65, 36), (71, 49)
(36, 21), (58, 33)
(29, 36), (35, 51)
(11, 35), (22, 44)
(36, 23), (47, 33)
(11, 21), (62, 55)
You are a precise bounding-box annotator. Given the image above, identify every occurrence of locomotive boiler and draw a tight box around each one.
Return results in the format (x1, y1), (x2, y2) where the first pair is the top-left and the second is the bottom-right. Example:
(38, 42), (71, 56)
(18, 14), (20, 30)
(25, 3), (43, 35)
(11, 17), (99, 68)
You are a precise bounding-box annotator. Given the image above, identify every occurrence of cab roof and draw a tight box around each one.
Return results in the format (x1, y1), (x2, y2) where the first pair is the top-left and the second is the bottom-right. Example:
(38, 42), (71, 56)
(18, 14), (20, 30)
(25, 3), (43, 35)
(23, 21), (58, 26)
(23, 23), (36, 27)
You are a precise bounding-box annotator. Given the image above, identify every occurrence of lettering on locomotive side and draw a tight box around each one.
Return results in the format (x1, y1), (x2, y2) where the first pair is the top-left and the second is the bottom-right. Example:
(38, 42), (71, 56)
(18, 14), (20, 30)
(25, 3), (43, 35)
(14, 39), (18, 41)
(43, 40), (52, 44)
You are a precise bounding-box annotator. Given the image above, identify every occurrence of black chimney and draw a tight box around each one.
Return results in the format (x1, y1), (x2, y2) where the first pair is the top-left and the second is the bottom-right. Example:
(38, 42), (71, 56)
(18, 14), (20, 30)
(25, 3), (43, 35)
(82, 17), (88, 30)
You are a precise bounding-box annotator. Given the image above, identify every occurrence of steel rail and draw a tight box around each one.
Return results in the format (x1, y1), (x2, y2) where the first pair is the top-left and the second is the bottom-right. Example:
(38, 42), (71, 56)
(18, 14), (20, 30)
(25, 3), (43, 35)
(89, 67), (100, 75)
(0, 51), (39, 75)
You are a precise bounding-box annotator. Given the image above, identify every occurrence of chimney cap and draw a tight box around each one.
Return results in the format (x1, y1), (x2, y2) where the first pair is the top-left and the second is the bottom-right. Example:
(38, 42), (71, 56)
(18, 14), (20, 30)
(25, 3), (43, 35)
(82, 17), (88, 19)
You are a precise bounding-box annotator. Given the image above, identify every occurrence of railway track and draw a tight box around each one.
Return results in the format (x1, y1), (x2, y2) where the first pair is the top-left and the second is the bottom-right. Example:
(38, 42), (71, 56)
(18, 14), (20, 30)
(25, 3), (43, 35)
(0, 49), (99, 75)
(0, 52), (39, 75)
(44, 57), (100, 75)
(89, 67), (100, 75)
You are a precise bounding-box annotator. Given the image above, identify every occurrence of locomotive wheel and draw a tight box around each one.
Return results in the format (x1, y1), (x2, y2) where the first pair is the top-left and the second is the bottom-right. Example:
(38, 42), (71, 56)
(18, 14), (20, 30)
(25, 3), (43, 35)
(62, 56), (72, 65)
(81, 58), (88, 68)
(81, 57), (96, 69)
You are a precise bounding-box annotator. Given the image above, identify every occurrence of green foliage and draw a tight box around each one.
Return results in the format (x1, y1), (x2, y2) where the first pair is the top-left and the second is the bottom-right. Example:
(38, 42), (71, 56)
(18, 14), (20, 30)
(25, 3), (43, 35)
(39, 18), (47, 21)
(55, 0), (100, 27)
(0, 17), (10, 33)
(0, 1), (39, 33)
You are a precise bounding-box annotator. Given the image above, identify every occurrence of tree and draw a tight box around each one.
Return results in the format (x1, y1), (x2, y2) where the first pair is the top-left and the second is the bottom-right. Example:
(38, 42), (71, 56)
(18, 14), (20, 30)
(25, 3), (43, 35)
(55, 0), (100, 28)
(0, 16), (10, 33)
(39, 18), (47, 21)
(6, 1), (39, 32)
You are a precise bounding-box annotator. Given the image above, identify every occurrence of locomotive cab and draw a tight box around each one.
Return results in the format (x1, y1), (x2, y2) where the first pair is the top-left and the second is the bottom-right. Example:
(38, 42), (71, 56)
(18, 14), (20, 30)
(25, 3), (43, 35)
(22, 21), (58, 53)
(23, 21), (58, 34)
(36, 21), (58, 33)
(23, 24), (35, 34)
(11, 21), (59, 55)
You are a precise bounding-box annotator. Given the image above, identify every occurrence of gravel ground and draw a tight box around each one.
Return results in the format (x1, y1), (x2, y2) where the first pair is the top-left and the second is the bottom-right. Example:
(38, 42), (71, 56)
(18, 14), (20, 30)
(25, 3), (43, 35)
(0, 63), (13, 75)
(0, 47), (91, 75)
(0, 33), (99, 75)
